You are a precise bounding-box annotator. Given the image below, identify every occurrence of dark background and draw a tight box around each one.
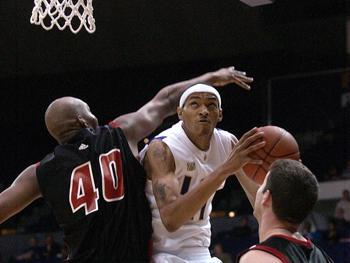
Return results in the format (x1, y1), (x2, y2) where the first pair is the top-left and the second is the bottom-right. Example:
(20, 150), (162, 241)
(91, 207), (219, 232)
(0, 0), (349, 222)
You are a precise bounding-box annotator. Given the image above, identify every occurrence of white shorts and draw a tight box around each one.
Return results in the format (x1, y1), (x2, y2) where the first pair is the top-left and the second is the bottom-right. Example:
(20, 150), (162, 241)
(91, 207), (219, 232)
(152, 247), (222, 263)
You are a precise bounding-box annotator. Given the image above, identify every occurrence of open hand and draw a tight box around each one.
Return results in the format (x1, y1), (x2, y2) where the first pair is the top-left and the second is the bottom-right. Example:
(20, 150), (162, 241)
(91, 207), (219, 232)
(210, 66), (254, 90)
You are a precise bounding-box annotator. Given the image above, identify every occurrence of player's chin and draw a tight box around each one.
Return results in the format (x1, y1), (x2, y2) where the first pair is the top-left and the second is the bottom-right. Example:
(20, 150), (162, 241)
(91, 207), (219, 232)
(196, 124), (214, 135)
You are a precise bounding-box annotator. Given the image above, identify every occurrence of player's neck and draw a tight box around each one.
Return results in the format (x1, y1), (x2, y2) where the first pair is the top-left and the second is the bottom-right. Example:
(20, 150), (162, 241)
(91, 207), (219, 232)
(182, 125), (212, 151)
(259, 215), (299, 242)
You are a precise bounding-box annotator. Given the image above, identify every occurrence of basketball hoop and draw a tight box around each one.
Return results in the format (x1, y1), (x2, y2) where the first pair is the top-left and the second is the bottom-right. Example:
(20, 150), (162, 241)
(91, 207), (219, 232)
(30, 0), (96, 34)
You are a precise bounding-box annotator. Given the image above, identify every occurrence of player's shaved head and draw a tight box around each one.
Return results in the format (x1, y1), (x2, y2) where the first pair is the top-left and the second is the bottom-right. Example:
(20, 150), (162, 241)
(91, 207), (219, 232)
(45, 97), (98, 144)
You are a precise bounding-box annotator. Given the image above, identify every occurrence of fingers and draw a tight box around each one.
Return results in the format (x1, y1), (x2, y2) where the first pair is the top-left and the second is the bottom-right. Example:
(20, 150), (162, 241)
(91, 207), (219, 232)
(237, 129), (265, 154)
(246, 141), (265, 154)
(239, 127), (259, 143)
(228, 66), (254, 82)
(236, 75), (254, 82)
(233, 79), (252, 90)
(247, 159), (264, 165)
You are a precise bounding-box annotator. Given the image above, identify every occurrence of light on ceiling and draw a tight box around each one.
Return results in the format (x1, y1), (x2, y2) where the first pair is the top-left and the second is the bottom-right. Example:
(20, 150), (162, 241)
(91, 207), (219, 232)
(239, 0), (274, 7)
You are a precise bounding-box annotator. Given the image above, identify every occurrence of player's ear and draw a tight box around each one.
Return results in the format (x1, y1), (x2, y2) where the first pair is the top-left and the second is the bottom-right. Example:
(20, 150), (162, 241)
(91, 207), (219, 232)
(218, 109), (223, 122)
(262, 189), (272, 206)
(177, 107), (183, 120)
(77, 115), (89, 128)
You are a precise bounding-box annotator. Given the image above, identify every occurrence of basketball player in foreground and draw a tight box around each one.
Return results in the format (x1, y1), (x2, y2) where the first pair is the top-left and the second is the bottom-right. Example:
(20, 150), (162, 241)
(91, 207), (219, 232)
(142, 83), (266, 262)
(237, 159), (333, 262)
(0, 66), (253, 262)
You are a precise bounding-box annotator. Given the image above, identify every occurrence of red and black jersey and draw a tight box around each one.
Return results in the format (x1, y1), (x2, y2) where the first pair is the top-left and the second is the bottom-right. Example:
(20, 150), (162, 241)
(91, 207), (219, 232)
(236, 234), (333, 263)
(36, 126), (152, 262)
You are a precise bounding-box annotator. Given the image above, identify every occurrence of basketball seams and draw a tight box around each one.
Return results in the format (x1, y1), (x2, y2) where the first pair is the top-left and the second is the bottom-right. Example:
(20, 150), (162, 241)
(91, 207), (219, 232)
(253, 128), (284, 182)
(269, 151), (300, 158)
(265, 128), (285, 157)
(243, 126), (300, 184)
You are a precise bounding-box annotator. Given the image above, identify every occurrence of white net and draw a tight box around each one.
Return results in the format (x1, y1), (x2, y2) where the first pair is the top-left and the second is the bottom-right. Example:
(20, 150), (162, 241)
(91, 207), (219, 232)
(30, 0), (96, 34)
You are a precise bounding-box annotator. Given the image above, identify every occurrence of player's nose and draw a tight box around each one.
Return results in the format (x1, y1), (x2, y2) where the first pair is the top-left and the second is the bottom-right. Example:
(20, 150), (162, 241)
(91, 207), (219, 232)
(199, 105), (209, 116)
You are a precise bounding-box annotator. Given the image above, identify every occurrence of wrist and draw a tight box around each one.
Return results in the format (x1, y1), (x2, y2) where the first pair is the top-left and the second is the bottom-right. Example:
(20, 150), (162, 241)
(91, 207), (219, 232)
(215, 165), (232, 181)
(201, 72), (216, 84)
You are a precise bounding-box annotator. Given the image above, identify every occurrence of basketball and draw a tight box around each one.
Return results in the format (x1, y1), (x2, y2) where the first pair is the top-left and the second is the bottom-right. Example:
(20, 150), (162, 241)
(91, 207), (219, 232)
(243, 126), (300, 184)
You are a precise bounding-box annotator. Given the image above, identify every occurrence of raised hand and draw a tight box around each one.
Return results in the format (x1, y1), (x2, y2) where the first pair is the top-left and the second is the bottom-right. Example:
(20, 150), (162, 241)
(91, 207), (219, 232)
(210, 66), (254, 90)
(221, 127), (265, 177)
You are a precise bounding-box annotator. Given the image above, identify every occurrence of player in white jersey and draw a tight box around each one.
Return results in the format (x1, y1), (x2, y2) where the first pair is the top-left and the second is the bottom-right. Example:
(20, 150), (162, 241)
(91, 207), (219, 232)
(142, 83), (266, 262)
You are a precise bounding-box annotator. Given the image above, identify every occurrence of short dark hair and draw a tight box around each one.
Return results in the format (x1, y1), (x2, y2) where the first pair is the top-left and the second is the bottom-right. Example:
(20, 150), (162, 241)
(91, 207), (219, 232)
(263, 159), (319, 225)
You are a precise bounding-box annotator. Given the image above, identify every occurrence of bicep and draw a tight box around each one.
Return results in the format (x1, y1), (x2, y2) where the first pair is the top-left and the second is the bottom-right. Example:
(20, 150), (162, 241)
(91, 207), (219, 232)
(144, 140), (179, 209)
(112, 100), (167, 147)
(0, 164), (42, 223)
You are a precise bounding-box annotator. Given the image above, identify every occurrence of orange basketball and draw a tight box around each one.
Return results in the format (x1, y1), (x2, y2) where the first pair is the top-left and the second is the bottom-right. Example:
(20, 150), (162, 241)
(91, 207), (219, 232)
(242, 126), (300, 184)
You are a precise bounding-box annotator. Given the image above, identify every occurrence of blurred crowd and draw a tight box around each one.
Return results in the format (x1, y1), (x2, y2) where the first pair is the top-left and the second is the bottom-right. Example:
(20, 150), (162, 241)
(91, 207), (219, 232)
(8, 234), (66, 263)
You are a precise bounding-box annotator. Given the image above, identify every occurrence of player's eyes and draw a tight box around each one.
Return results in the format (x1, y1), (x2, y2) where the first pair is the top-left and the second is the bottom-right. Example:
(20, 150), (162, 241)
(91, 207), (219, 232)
(208, 103), (218, 109)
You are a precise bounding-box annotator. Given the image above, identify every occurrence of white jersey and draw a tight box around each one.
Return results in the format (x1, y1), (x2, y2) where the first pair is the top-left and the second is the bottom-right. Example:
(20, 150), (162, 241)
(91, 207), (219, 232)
(142, 121), (237, 257)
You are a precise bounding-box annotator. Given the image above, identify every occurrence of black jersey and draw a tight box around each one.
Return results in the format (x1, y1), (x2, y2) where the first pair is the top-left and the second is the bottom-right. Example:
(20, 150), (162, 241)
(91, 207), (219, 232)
(36, 126), (152, 262)
(236, 234), (333, 263)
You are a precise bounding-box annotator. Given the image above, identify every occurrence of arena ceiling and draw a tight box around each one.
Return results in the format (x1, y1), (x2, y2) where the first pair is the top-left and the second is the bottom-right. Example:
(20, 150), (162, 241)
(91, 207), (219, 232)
(0, 0), (348, 78)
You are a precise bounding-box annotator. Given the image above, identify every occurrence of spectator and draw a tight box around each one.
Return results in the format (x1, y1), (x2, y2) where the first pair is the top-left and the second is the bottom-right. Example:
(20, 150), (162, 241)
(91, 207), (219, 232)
(42, 234), (61, 262)
(213, 242), (232, 263)
(300, 221), (320, 242)
(327, 220), (340, 245)
(324, 165), (341, 181)
(334, 189), (350, 224)
(341, 159), (350, 179)
(300, 221), (312, 238)
(57, 244), (68, 261)
(15, 236), (43, 263)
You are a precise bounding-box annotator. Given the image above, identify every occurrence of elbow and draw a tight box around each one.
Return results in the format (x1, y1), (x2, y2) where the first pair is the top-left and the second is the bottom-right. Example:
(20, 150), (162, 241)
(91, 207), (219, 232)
(163, 220), (181, 232)
(160, 211), (181, 232)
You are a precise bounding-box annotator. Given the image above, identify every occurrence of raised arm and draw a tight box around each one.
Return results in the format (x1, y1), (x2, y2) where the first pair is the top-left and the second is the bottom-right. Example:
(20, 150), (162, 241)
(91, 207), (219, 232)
(0, 164), (42, 224)
(110, 66), (253, 156)
(236, 169), (260, 207)
(144, 128), (264, 232)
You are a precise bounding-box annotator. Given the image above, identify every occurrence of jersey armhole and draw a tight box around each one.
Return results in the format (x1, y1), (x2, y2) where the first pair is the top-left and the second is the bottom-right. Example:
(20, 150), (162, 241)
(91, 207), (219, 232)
(251, 245), (289, 263)
(108, 120), (120, 128)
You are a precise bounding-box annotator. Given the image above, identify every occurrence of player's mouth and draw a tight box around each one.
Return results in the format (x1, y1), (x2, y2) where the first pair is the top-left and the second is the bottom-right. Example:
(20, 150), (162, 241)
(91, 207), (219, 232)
(198, 118), (210, 123)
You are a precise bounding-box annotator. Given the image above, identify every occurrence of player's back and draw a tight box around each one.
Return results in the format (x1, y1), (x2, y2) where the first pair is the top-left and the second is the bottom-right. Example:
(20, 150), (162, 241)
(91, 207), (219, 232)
(237, 235), (333, 263)
(36, 126), (152, 262)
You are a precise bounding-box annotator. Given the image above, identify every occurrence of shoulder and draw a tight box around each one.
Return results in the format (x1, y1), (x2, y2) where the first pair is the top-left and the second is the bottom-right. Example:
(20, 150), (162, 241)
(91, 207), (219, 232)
(239, 249), (283, 263)
(36, 153), (55, 172)
(156, 122), (182, 138)
(147, 139), (173, 160)
(214, 128), (238, 144)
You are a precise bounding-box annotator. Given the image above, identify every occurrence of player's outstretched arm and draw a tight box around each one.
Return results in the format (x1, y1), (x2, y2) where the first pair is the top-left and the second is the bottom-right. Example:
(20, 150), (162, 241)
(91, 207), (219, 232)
(0, 165), (42, 224)
(235, 169), (260, 208)
(227, 128), (265, 207)
(111, 66), (253, 156)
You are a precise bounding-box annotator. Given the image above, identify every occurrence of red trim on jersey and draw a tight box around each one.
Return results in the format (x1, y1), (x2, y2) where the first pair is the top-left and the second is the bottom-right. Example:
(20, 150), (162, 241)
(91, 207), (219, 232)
(271, 234), (312, 249)
(251, 245), (289, 263)
(108, 120), (120, 128)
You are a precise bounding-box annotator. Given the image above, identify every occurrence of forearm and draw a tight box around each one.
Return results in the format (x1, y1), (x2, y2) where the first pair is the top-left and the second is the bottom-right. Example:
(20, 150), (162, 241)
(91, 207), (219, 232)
(0, 187), (29, 223)
(0, 165), (41, 224)
(235, 170), (259, 207)
(160, 167), (227, 231)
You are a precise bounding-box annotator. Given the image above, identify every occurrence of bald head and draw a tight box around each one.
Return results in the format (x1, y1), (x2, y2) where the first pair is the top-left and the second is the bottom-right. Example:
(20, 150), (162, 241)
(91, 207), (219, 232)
(45, 97), (98, 144)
